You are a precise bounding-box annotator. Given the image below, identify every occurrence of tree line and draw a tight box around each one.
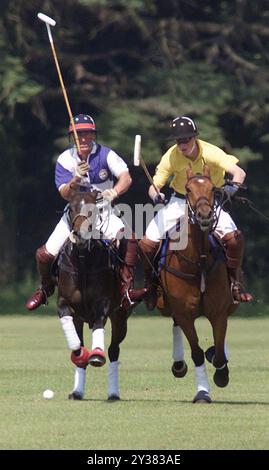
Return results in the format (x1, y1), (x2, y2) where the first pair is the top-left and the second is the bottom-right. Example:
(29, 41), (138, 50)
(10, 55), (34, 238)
(0, 0), (268, 302)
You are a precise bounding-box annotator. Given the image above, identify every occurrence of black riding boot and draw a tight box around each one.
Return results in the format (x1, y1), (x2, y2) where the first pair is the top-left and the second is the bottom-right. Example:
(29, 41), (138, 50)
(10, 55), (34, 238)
(138, 237), (160, 311)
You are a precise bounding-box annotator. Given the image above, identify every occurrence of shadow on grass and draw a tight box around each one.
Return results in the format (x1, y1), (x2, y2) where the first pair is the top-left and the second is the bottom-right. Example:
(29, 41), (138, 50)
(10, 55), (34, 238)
(79, 398), (269, 406)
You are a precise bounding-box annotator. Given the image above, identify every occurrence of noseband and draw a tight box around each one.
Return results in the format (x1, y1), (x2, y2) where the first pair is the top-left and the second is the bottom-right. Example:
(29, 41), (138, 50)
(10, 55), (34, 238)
(185, 175), (216, 230)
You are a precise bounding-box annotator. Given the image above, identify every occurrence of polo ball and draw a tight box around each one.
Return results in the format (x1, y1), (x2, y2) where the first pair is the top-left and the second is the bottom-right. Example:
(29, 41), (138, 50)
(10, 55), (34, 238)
(43, 389), (54, 400)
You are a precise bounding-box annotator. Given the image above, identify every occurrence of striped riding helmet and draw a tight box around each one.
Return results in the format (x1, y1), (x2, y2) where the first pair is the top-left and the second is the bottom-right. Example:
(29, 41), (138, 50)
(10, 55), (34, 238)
(68, 114), (96, 133)
(169, 116), (198, 139)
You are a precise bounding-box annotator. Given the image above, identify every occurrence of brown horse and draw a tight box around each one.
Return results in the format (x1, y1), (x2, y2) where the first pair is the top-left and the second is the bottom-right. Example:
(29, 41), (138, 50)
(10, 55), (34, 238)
(57, 188), (133, 400)
(158, 166), (238, 403)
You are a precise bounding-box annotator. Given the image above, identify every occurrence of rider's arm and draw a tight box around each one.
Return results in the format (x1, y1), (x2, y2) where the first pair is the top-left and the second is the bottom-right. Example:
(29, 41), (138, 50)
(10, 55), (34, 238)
(225, 163), (246, 184)
(148, 184), (163, 201)
(113, 170), (132, 197)
(59, 176), (81, 201)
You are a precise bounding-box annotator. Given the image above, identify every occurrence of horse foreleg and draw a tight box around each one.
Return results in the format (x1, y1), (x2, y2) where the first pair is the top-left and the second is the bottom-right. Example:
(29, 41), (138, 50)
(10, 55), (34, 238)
(59, 313), (81, 351)
(88, 317), (106, 367)
(58, 311), (89, 399)
(179, 318), (211, 403)
(107, 310), (128, 400)
(211, 316), (229, 387)
(69, 367), (86, 400)
(171, 322), (188, 378)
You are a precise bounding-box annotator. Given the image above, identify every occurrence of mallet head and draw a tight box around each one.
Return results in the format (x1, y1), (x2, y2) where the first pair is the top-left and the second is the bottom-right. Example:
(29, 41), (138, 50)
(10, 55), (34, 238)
(134, 134), (141, 166)
(37, 12), (56, 27)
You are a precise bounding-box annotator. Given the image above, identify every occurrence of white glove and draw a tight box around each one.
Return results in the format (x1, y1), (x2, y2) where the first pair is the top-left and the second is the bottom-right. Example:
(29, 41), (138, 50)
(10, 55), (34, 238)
(75, 161), (90, 177)
(223, 183), (239, 197)
(152, 192), (166, 205)
(101, 188), (118, 202)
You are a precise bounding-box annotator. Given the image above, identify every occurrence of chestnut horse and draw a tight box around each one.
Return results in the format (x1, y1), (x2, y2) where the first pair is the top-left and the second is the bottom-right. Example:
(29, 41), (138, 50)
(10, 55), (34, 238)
(57, 188), (132, 400)
(158, 166), (238, 403)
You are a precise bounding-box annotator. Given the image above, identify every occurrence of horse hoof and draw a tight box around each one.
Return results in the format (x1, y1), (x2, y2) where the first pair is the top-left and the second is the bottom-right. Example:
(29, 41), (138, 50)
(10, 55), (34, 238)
(205, 346), (215, 364)
(193, 390), (212, 404)
(108, 395), (120, 401)
(171, 360), (188, 378)
(88, 348), (106, 367)
(68, 391), (83, 400)
(213, 366), (229, 387)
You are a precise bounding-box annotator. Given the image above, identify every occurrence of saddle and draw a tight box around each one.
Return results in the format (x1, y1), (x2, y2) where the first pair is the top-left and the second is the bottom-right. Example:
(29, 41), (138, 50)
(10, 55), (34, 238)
(155, 233), (228, 312)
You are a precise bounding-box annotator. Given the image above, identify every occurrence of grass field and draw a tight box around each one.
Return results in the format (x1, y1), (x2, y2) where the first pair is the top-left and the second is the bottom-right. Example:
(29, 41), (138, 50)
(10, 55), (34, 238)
(0, 314), (268, 450)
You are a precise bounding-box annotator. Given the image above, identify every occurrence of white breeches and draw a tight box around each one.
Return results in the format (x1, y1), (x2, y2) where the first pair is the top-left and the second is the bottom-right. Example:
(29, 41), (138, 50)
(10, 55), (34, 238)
(45, 209), (124, 256)
(145, 195), (237, 243)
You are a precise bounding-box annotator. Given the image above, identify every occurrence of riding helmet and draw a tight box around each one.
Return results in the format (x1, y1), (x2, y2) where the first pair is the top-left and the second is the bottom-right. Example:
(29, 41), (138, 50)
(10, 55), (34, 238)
(169, 116), (198, 139)
(68, 114), (96, 133)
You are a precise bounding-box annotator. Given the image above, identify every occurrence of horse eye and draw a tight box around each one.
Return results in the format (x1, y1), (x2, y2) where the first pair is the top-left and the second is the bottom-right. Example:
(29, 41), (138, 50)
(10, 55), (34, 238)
(186, 187), (191, 193)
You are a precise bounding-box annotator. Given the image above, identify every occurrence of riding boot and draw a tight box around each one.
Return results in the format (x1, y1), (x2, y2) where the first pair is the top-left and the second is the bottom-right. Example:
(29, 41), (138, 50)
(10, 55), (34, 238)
(25, 245), (56, 311)
(119, 237), (147, 309)
(222, 230), (253, 303)
(138, 237), (160, 311)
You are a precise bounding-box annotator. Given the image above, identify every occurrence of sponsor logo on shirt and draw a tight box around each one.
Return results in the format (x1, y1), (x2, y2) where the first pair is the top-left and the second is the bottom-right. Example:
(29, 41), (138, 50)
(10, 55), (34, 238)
(99, 169), (108, 180)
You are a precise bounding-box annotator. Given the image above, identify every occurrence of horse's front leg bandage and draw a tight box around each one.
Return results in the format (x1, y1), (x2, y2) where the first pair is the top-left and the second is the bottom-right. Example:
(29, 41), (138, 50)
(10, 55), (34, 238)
(92, 328), (105, 351)
(60, 315), (81, 351)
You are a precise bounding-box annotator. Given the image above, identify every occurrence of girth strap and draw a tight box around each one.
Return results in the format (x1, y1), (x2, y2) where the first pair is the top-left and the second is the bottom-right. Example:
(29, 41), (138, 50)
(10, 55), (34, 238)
(165, 265), (198, 281)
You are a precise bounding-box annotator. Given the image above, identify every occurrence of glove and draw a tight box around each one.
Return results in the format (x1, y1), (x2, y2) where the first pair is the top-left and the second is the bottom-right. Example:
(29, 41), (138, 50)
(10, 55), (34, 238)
(153, 192), (166, 205)
(75, 161), (90, 177)
(101, 188), (118, 202)
(223, 183), (240, 197)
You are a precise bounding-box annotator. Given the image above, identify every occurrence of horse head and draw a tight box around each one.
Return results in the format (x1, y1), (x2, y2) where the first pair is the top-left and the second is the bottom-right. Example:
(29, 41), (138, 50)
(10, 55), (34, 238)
(185, 165), (215, 231)
(68, 188), (100, 247)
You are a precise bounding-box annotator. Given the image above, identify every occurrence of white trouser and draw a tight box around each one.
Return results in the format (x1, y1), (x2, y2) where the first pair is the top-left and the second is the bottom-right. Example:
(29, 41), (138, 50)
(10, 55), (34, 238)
(46, 208), (124, 256)
(145, 195), (237, 243)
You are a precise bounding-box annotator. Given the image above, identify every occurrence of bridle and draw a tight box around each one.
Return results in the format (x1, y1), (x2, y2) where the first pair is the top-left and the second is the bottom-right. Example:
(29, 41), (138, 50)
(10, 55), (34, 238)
(69, 191), (105, 245)
(185, 175), (217, 231)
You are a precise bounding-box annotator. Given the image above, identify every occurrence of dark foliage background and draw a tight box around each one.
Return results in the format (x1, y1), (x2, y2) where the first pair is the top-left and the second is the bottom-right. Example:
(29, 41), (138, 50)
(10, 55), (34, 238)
(0, 0), (268, 308)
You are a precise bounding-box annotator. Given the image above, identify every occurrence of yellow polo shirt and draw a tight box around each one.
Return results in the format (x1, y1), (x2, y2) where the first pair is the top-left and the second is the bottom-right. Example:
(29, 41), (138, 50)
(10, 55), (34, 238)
(153, 139), (239, 194)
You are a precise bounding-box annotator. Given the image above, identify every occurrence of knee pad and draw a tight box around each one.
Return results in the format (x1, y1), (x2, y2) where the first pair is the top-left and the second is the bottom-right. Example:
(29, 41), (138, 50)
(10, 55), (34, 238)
(36, 245), (55, 264)
(222, 230), (245, 268)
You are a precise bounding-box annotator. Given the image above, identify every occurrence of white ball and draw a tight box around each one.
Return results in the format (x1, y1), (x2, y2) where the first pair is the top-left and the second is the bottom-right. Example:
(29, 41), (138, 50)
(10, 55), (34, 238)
(43, 389), (54, 400)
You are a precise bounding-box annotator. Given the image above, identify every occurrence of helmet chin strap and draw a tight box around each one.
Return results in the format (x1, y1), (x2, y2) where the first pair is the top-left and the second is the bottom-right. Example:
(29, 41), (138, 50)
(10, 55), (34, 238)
(184, 141), (197, 158)
(189, 142), (196, 154)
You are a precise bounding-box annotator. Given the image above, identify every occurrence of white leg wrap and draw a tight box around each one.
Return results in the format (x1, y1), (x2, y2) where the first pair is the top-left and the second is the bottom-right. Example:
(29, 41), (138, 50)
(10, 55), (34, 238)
(92, 328), (105, 351)
(60, 316), (81, 351)
(224, 342), (229, 360)
(195, 364), (210, 393)
(73, 367), (86, 396)
(108, 361), (120, 398)
(172, 325), (184, 361)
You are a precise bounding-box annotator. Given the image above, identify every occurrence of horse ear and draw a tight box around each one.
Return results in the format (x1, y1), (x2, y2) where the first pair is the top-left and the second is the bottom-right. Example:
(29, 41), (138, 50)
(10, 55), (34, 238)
(203, 164), (211, 178)
(187, 164), (194, 179)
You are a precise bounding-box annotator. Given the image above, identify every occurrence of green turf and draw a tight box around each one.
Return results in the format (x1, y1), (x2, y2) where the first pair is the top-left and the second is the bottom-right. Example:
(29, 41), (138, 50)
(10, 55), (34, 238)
(0, 314), (268, 450)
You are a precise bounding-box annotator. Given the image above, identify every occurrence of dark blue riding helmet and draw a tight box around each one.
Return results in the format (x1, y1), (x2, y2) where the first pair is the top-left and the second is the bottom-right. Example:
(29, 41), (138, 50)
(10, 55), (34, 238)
(69, 114), (96, 133)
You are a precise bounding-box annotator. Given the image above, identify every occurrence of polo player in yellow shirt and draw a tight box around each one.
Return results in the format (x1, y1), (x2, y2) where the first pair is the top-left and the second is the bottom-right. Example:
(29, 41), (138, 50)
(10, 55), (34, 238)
(139, 115), (253, 310)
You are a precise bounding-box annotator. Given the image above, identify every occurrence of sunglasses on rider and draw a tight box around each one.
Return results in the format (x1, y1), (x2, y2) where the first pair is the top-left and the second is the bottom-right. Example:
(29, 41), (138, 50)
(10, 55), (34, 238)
(176, 137), (193, 144)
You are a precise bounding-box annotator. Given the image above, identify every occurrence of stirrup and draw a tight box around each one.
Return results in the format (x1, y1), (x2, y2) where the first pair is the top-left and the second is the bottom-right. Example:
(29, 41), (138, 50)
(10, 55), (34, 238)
(121, 289), (135, 307)
(231, 281), (253, 303)
(120, 285), (147, 310)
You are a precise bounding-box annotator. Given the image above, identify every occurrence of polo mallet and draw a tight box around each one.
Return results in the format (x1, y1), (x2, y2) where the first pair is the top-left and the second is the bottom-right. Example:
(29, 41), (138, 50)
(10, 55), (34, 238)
(37, 12), (82, 156)
(134, 135), (161, 196)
